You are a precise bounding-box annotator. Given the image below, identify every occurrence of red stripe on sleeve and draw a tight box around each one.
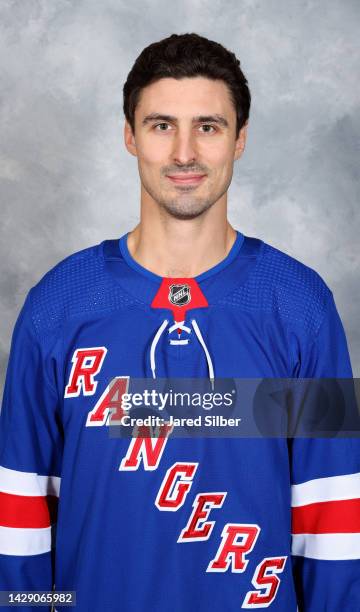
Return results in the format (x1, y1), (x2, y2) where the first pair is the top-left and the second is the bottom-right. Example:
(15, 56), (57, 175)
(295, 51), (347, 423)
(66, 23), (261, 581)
(292, 498), (360, 534)
(0, 492), (58, 528)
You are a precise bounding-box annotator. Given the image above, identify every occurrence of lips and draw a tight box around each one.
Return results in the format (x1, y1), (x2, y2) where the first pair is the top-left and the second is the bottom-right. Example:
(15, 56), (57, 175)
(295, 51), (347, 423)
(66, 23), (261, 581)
(166, 174), (207, 185)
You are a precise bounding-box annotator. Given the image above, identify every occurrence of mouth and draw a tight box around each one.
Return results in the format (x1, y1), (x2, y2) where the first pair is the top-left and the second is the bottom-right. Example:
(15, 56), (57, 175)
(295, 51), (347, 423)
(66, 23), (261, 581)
(166, 174), (207, 186)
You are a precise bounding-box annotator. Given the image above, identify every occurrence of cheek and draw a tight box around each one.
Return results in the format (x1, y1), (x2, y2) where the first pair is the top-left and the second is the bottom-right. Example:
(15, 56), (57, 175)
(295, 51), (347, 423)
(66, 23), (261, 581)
(209, 155), (233, 181)
(137, 137), (171, 167)
(199, 141), (233, 168)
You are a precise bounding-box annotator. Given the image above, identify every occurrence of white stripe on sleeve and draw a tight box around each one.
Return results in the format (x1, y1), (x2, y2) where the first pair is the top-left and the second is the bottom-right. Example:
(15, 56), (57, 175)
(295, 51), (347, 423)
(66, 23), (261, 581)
(291, 532), (360, 560)
(0, 525), (52, 556)
(0, 466), (61, 497)
(291, 472), (360, 507)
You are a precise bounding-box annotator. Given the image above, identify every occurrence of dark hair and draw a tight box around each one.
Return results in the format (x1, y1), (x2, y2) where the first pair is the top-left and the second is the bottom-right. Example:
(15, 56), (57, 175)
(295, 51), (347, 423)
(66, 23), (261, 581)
(123, 33), (251, 138)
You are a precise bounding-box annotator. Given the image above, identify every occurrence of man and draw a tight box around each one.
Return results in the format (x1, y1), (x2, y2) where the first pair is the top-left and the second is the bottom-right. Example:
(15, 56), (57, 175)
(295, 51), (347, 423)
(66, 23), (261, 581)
(0, 33), (359, 611)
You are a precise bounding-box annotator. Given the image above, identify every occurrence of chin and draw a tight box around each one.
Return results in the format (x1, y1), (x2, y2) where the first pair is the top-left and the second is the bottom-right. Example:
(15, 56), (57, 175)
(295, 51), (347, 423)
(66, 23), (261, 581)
(165, 209), (206, 221)
(161, 199), (215, 220)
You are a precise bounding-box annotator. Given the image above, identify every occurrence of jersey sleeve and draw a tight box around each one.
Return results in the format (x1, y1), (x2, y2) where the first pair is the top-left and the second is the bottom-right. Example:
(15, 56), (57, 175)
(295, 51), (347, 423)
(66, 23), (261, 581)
(289, 291), (360, 610)
(0, 289), (63, 610)
(291, 291), (353, 379)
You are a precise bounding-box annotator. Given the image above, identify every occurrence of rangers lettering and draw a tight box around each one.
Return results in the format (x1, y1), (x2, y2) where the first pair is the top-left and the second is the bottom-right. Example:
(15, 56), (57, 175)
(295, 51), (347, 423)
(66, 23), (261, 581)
(64, 346), (107, 397)
(119, 424), (173, 471)
(207, 524), (260, 573)
(242, 556), (287, 608)
(86, 376), (129, 426)
(178, 492), (227, 542)
(155, 463), (198, 511)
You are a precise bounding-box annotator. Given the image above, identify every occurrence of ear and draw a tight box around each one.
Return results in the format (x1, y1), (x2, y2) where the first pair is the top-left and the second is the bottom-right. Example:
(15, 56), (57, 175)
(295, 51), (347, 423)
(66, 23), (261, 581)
(124, 120), (137, 157)
(234, 121), (248, 161)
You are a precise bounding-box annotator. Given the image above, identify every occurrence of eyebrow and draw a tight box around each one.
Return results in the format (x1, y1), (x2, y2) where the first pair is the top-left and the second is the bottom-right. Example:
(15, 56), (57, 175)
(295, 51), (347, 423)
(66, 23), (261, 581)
(141, 113), (229, 128)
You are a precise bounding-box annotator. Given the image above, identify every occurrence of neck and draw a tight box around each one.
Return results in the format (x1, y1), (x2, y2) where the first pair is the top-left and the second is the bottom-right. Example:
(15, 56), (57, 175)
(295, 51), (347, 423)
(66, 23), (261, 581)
(127, 196), (237, 278)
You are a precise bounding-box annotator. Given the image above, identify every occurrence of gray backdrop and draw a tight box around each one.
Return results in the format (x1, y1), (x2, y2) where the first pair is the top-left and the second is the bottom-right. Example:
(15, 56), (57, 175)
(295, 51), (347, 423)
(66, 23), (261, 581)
(1, 0), (359, 398)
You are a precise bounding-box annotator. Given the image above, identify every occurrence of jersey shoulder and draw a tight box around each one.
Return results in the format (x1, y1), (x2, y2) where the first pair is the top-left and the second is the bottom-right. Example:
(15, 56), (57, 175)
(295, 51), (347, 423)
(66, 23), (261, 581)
(29, 241), (135, 337)
(225, 237), (332, 337)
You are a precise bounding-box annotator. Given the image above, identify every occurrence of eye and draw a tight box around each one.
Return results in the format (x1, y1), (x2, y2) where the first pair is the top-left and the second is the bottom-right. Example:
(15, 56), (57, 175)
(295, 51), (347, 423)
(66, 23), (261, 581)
(154, 123), (171, 131)
(199, 124), (217, 134)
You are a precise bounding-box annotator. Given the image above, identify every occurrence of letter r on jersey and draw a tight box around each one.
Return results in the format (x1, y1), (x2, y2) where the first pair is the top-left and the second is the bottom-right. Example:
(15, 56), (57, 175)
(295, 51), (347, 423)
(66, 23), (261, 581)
(64, 347), (107, 397)
(206, 523), (260, 573)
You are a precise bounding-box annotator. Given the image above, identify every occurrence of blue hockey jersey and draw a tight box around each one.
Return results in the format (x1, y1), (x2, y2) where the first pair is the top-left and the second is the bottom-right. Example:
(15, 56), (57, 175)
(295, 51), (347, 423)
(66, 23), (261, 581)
(0, 230), (359, 611)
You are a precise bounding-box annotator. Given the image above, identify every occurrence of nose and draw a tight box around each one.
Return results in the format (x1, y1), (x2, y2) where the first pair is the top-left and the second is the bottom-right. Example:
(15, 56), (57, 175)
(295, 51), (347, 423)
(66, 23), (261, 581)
(171, 128), (197, 166)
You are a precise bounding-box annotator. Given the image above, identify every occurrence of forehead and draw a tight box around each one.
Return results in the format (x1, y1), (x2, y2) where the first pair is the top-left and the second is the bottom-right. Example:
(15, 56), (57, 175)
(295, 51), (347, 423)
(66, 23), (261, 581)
(135, 76), (235, 120)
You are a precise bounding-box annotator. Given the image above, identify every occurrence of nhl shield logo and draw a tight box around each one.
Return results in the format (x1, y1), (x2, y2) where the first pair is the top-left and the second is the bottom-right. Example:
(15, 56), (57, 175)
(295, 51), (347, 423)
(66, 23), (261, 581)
(168, 284), (191, 306)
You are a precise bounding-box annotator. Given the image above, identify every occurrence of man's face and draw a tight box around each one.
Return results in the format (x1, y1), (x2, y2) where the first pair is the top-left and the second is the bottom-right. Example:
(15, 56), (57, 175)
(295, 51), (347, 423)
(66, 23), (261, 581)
(124, 77), (247, 220)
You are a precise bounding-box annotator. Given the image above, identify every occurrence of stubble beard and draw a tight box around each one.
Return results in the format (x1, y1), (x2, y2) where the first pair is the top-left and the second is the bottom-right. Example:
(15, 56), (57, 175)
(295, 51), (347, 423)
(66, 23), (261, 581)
(143, 177), (230, 221)
(158, 193), (215, 220)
